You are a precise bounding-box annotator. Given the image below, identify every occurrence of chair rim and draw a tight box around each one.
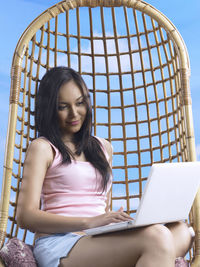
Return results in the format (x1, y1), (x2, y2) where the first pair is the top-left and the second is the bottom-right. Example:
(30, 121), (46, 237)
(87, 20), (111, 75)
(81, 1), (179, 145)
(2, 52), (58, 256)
(12, 0), (189, 82)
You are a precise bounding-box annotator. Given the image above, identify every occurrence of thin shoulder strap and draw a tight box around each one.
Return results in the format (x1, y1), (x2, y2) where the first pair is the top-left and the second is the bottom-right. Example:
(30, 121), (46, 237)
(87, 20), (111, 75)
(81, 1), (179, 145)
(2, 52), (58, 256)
(94, 136), (109, 161)
(38, 136), (58, 152)
(38, 137), (62, 168)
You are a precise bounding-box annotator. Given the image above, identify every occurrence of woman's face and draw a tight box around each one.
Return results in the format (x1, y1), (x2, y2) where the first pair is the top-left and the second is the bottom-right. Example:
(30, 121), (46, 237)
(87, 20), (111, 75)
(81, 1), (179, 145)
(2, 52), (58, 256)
(57, 80), (87, 140)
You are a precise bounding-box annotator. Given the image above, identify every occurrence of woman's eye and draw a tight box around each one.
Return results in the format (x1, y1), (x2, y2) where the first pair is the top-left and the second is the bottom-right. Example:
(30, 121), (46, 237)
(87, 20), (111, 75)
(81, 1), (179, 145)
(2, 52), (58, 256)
(77, 101), (84, 106)
(58, 105), (68, 110)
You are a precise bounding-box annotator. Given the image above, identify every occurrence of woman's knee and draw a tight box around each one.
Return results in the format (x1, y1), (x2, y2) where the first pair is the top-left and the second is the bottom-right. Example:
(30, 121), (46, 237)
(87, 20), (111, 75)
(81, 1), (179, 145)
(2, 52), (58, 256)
(166, 221), (195, 256)
(167, 221), (193, 242)
(141, 224), (176, 256)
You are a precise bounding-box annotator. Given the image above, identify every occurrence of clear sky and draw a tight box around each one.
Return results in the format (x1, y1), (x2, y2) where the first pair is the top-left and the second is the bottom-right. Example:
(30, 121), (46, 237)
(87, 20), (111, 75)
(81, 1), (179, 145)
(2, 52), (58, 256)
(0, 0), (200, 187)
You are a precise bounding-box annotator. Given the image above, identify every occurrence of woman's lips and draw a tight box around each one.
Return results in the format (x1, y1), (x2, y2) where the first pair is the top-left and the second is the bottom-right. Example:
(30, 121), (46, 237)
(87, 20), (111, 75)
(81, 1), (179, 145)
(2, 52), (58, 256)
(68, 120), (79, 126)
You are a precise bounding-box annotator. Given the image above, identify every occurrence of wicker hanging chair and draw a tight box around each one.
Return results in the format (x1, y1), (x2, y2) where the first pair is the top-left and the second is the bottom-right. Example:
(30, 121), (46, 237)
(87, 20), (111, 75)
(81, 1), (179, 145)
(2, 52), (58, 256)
(0, 0), (199, 265)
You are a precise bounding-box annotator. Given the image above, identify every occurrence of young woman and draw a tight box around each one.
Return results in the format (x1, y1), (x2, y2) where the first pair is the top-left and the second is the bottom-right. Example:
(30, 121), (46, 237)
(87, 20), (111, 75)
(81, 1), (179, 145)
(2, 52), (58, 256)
(17, 66), (194, 267)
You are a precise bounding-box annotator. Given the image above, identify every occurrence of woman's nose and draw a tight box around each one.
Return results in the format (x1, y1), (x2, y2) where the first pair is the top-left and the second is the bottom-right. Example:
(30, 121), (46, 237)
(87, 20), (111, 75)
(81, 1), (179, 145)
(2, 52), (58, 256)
(69, 106), (78, 117)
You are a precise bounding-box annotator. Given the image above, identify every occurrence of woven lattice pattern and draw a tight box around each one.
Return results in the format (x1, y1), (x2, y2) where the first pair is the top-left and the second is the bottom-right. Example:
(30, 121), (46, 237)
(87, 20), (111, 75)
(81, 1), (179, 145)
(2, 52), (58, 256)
(1, 3), (197, 264)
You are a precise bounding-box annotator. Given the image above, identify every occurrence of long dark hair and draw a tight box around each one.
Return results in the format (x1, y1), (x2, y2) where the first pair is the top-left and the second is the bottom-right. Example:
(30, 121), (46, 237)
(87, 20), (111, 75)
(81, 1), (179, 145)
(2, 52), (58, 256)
(35, 66), (111, 192)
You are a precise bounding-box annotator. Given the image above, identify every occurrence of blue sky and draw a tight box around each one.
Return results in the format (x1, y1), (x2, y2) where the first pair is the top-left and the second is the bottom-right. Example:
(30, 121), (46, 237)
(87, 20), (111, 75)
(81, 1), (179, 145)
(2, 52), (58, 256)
(0, 0), (200, 188)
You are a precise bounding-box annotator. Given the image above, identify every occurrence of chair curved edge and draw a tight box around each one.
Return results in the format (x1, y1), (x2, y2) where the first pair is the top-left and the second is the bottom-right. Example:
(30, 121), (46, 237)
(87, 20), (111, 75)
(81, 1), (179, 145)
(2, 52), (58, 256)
(0, 103), (19, 248)
(12, 0), (190, 79)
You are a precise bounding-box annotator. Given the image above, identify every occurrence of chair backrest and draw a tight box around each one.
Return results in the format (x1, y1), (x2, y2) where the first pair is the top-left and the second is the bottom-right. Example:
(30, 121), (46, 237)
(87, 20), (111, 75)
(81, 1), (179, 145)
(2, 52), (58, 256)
(0, 0), (199, 264)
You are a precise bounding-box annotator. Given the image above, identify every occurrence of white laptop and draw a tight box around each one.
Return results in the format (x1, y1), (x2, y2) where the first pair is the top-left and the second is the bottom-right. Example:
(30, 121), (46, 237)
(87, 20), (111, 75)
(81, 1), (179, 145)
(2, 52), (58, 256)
(85, 162), (200, 236)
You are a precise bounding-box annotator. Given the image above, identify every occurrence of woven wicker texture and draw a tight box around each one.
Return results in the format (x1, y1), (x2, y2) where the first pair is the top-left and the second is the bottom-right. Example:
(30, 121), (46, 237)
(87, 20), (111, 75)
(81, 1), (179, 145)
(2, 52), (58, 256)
(0, 0), (199, 265)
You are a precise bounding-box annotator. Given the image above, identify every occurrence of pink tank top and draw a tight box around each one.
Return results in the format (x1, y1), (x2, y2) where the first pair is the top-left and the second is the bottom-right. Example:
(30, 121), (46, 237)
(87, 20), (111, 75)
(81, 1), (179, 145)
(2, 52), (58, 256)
(40, 137), (112, 217)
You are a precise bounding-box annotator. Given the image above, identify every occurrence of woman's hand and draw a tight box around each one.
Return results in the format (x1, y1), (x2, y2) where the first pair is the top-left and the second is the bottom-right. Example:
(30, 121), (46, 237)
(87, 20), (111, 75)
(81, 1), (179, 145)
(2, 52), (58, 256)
(86, 207), (133, 229)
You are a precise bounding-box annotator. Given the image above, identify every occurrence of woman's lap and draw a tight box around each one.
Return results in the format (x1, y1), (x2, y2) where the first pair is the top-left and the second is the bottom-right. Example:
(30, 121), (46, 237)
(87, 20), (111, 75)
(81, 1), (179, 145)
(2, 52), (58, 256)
(33, 223), (192, 267)
(33, 228), (148, 267)
(60, 230), (142, 267)
(60, 225), (173, 267)
(60, 223), (193, 267)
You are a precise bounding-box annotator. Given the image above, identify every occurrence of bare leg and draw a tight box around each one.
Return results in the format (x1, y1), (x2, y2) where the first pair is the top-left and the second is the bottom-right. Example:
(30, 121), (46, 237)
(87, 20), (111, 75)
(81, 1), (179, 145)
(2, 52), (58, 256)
(166, 221), (194, 257)
(59, 224), (176, 267)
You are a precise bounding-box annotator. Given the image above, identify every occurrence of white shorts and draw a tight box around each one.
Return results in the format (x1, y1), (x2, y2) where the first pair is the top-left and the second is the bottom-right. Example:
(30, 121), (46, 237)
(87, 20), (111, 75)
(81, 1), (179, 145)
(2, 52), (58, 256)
(33, 233), (84, 267)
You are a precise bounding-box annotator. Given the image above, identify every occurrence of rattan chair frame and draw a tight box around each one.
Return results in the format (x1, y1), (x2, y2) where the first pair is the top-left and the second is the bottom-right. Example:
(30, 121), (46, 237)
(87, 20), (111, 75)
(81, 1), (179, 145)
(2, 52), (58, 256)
(0, 0), (199, 265)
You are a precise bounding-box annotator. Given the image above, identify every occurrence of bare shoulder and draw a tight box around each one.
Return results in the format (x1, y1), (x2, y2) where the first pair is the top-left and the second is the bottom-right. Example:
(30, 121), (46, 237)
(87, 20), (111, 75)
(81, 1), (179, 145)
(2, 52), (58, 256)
(27, 138), (51, 153)
(97, 137), (113, 159)
(26, 138), (54, 165)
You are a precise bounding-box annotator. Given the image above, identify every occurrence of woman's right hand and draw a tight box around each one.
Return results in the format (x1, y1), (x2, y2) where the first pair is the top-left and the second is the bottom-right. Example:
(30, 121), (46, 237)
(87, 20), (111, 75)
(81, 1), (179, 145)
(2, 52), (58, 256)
(86, 207), (133, 229)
